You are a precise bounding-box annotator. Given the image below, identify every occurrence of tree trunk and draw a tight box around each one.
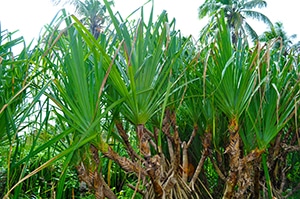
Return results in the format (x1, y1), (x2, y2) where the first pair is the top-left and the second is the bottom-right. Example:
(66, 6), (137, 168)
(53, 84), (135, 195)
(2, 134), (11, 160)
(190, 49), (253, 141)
(76, 144), (117, 199)
(189, 130), (212, 190)
(182, 142), (189, 182)
(223, 118), (240, 199)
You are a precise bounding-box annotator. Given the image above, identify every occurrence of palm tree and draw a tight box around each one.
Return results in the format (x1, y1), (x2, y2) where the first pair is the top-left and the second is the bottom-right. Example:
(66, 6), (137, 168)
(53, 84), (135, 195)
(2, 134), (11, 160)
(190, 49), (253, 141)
(199, 0), (272, 43)
(260, 21), (297, 54)
(2, 8), (117, 198)
(52, 0), (114, 39)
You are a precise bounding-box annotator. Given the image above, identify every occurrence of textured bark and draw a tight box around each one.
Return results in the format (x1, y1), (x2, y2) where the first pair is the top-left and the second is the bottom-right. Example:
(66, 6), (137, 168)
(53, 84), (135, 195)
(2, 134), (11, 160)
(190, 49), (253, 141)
(173, 126), (181, 173)
(182, 125), (198, 183)
(253, 159), (260, 199)
(163, 172), (177, 198)
(147, 155), (164, 199)
(137, 124), (151, 158)
(223, 119), (240, 199)
(115, 120), (140, 161)
(162, 127), (182, 196)
(162, 109), (174, 143)
(144, 127), (158, 151)
(147, 161), (163, 198)
(143, 108), (200, 198)
(137, 124), (164, 198)
(235, 148), (263, 198)
(76, 145), (117, 199)
(102, 145), (147, 177)
(190, 131), (212, 189)
(210, 154), (226, 181)
(182, 142), (189, 182)
(167, 137), (174, 163)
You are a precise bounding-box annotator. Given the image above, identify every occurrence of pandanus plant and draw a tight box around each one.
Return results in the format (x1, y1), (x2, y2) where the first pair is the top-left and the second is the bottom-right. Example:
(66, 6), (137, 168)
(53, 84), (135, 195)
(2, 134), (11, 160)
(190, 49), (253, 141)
(41, 10), (119, 198)
(206, 14), (259, 198)
(3, 3), (198, 198)
(204, 12), (300, 198)
(3, 9), (117, 198)
(3, 2), (299, 199)
(245, 43), (300, 198)
(100, 0), (201, 197)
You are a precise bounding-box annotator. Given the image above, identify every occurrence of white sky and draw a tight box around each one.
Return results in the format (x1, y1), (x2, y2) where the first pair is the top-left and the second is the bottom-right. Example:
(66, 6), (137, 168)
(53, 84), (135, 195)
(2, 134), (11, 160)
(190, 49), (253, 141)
(0, 0), (299, 44)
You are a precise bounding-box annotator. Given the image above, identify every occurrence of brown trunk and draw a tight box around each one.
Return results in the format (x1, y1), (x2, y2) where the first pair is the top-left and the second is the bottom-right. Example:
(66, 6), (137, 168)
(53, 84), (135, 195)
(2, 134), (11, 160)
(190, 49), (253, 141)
(115, 120), (141, 161)
(163, 172), (177, 198)
(173, 126), (181, 173)
(148, 170), (163, 199)
(137, 124), (164, 198)
(143, 108), (200, 198)
(253, 159), (260, 199)
(147, 154), (164, 199)
(223, 118), (240, 199)
(167, 137), (174, 163)
(102, 145), (147, 176)
(76, 144), (117, 199)
(94, 170), (104, 199)
(163, 126), (182, 196)
(162, 109), (174, 142)
(182, 125), (198, 183)
(182, 141), (189, 182)
(137, 124), (151, 158)
(235, 148), (263, 198)
(189, 130), (212, 189)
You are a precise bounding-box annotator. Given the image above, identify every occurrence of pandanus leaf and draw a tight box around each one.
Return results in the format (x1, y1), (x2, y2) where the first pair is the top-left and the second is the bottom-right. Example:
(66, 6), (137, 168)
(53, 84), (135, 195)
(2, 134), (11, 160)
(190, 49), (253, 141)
(207, 13), (258, 122)
(103, 0), (189, 125)
(246, 45), (299, 149)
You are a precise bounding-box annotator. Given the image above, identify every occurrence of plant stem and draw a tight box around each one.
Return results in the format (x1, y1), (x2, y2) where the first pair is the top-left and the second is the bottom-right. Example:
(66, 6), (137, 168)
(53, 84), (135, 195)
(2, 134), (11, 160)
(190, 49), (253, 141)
(262, 152), (273, 199)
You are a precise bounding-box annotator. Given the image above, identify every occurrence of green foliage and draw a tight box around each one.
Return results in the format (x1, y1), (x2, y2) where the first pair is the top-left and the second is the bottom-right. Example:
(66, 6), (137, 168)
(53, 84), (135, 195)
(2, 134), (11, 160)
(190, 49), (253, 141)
(204, 158), (219, 193)
(103, 0), (187, 127)
(199, 0), (272, 43)
(0, 28), (27, 145)
(285, 152), (300, 198)
(207, 14), (258, 121)
(1, 1), (300, 199)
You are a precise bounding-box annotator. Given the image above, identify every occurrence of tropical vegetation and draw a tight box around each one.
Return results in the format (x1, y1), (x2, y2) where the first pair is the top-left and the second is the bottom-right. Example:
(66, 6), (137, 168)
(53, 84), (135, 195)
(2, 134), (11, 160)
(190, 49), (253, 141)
(198, 0), (273, 44)
(1, 0), (300, 198)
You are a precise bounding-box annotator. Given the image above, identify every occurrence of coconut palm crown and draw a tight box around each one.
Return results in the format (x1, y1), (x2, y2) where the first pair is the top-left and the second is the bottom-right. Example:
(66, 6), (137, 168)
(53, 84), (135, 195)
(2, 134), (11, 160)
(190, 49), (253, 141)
(199, 0), (273, 43)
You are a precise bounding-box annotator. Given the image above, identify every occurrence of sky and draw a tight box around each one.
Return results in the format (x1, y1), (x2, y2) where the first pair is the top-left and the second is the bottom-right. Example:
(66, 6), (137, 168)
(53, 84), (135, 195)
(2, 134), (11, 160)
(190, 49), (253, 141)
(0, 0), (299, 44)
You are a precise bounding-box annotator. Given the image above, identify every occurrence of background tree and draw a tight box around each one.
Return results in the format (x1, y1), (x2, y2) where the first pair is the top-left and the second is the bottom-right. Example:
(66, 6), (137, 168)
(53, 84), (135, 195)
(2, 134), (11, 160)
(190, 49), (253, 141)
(199, 0), (272, 44)
(260, 21), (297, 54)
(52, 0), (114, 39)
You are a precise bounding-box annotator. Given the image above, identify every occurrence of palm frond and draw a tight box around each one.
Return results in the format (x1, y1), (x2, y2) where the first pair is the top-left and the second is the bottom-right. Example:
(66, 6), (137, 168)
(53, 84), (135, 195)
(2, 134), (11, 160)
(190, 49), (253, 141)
(244, 21), (258, 41)
(198, 0), (220, 19)
(242, 10), (273, 27)
(243, 0), (267, 9)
